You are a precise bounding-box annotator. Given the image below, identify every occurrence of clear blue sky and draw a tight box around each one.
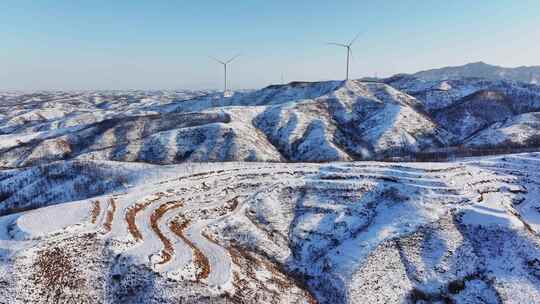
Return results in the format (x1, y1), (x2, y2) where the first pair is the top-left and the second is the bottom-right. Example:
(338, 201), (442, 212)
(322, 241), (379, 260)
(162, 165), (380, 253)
(1, 0), (539, 90)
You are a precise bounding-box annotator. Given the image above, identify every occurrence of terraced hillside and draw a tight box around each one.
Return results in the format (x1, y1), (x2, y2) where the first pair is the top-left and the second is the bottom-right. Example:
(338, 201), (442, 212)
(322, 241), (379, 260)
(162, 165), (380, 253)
(1, 153), (540, 303)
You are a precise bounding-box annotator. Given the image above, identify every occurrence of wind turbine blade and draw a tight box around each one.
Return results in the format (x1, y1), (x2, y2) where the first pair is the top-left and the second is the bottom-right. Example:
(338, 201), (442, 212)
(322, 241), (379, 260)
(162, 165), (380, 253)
(327, 42), (348, 47)
(226, 54), (241, 64)
(209, 56), (226, 65)
(348, 32), (362, 46)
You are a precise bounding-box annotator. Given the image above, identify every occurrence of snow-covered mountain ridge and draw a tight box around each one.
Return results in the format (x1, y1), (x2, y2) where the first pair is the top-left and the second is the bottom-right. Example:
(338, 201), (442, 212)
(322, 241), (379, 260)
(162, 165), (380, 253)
(3, 76), (540, 167)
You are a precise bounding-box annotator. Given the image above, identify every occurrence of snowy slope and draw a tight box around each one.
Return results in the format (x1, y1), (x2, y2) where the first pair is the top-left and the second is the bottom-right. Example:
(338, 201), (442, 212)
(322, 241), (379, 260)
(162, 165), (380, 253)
(465, 112), (540, 148)
(0, 160), (180, 216)
(432, 90), (517, 140)
(1, 153), (540, 303)
(384, 75), (540, 147)
(254, 81), (453, 161)
(0, 107), (282, 167)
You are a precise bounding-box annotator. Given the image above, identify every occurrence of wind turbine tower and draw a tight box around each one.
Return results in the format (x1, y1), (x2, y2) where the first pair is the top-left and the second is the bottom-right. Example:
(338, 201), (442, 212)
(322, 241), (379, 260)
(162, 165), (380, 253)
(211, 54), (240, 94)
(327, 32), (361, 80)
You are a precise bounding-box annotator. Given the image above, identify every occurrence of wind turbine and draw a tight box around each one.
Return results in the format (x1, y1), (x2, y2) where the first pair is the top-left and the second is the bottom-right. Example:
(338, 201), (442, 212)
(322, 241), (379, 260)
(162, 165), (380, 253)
(327, 32), (361, 80)
(210, 54), (240, 93)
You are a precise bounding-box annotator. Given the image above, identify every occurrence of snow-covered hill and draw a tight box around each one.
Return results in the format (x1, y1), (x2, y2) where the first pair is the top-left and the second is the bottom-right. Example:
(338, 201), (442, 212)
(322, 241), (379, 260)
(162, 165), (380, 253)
(251, 81), (453, 161)
(1, 153), (540, 303)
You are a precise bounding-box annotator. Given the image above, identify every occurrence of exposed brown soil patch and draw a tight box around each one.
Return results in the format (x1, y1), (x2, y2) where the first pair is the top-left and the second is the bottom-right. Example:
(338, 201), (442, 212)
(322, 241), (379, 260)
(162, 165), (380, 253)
(170, 217), (210, 281)
(150, 201), (183, 265)
(102, 198), (117, 233)
(125, 201), (153, 241)
(90, 200), (100, 224)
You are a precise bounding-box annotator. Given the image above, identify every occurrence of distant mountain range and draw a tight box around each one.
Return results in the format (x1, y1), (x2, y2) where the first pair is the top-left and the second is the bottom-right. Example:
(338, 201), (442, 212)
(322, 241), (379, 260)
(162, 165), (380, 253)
(410, 61), (540, 84)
